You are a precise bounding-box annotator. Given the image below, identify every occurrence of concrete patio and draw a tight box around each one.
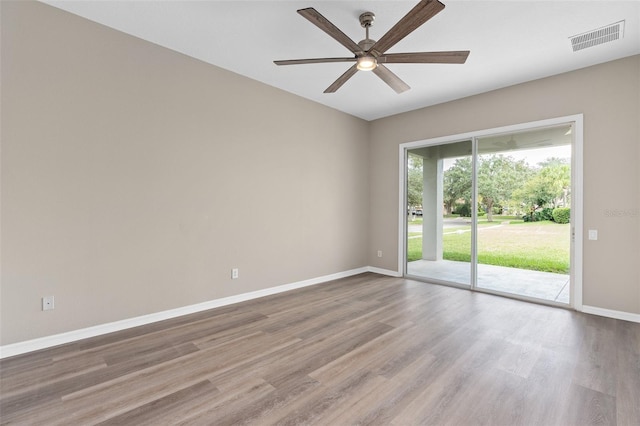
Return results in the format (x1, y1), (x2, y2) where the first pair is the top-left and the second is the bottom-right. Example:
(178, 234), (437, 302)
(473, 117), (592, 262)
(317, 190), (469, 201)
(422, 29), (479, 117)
(407, 259), (570, 304)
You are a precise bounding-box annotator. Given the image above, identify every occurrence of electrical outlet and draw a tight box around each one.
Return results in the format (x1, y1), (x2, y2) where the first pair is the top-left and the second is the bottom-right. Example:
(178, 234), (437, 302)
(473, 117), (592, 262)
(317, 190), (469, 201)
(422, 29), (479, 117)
(588, 229), (598, 240)
(377, 250), (383, 258)
(231, 268), (239, 279)
(42, 296), (55, 311)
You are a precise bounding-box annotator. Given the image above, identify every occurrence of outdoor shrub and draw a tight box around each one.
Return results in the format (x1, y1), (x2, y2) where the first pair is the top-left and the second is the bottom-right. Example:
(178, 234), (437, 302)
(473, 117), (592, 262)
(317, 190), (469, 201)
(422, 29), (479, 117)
(553, 207), (570, 224)
(523, 207), (555, 222)
(457, 204), (471, 217)
(457, 202), (486, 218)
(537, 207), (554, 221)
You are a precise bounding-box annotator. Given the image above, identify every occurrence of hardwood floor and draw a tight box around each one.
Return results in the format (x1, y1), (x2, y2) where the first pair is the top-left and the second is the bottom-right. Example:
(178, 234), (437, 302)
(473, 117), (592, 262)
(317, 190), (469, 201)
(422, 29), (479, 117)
(1, 273), (639, 425)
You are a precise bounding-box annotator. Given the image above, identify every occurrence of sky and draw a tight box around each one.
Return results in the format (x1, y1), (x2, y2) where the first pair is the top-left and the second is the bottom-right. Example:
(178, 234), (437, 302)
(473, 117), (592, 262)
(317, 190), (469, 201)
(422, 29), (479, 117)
(443, 144), (572, 171)
(505, 145), (572, 167)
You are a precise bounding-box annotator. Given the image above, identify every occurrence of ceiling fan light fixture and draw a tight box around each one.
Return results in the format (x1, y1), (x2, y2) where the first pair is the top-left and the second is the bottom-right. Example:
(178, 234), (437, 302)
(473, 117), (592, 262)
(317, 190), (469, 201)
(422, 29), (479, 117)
(357, 56), (378, 71)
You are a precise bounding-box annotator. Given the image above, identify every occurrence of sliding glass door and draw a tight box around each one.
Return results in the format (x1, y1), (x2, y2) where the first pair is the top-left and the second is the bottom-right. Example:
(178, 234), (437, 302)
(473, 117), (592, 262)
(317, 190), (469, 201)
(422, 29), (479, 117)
(404, 121), (575, 306)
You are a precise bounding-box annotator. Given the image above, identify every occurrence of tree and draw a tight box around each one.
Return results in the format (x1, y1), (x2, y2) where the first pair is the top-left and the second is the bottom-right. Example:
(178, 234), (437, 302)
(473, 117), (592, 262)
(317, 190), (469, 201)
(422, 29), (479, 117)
(443, 157), (472, 215)
(514, 158), (570, 216)
(477, 155), (532, 221)
(538, 160), (570, 208)
(407, 154), (423, 210)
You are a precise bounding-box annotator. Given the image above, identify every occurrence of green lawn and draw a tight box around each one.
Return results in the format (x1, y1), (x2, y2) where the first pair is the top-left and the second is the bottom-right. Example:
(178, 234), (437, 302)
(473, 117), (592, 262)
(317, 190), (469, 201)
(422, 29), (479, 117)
(407, 220), (570, 273)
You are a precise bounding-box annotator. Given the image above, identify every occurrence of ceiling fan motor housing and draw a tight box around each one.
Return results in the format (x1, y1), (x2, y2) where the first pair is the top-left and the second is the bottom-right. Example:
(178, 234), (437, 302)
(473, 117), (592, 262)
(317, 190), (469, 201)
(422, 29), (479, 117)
(358, 38), (376, 51)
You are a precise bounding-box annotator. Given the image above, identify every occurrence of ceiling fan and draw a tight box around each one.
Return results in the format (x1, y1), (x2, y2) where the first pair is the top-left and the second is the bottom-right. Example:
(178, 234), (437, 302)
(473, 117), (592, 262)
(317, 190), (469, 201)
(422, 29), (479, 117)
(274, 0), (470, 94)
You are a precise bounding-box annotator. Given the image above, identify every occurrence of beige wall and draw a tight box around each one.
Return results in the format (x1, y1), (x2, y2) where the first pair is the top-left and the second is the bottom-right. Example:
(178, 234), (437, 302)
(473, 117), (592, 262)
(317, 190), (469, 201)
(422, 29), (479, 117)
(0, 2), (370, 345)
(369, 55), (640, 315)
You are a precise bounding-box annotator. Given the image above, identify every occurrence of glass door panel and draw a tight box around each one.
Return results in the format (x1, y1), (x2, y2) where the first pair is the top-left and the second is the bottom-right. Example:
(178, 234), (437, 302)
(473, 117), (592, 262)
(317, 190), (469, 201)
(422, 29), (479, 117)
(475, 125), (572, 303)
(406, 140), (473, 287)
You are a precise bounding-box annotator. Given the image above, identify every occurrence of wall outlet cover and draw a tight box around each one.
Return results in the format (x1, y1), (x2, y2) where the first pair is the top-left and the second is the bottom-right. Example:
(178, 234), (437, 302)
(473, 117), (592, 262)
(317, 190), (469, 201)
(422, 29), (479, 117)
(42, 296), (55, 311)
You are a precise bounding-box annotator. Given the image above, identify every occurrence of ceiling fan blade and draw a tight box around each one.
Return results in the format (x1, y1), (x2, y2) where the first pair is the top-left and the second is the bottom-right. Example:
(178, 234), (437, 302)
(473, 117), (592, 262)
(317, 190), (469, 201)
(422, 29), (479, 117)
(274, 57), (356, 66)
(298, 8), (363, 55)
(378, 51), (470, 64)
(369, 0), (445, 56)
(324, 64), (359, 93)
(372, 65), (410, 94)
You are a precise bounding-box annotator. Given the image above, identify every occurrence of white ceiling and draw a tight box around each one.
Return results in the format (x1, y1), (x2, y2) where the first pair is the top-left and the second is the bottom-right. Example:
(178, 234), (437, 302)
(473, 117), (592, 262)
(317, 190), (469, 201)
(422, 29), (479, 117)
(42, 1), (640, 121)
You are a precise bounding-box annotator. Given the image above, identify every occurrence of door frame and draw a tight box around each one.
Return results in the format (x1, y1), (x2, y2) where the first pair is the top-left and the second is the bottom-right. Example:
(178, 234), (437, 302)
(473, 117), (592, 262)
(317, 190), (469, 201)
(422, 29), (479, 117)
(398, 114), (583, 310)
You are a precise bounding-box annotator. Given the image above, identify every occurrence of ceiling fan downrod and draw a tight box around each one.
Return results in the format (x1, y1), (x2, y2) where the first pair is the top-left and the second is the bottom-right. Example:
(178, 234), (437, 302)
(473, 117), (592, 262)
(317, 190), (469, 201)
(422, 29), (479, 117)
(357, 12), (377, 70)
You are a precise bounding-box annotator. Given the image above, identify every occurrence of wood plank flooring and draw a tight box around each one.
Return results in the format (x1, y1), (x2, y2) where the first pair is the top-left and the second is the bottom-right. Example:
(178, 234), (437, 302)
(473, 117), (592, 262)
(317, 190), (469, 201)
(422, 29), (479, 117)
(1, 273), (639, 425)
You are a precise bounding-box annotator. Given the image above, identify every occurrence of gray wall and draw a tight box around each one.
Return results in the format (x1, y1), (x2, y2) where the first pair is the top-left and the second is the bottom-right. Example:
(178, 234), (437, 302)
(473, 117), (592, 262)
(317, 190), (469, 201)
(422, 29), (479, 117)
(368, 55), (640, 314)
(1, 2), (370, 345)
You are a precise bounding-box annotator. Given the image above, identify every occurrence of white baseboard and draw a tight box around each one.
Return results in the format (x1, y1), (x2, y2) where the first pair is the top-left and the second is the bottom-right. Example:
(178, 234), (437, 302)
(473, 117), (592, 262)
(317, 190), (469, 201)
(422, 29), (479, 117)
(367, 266), (402, 277)
(0, 267), (369, 359)
(581, 305), (640, 323)
(7, 269), (635, 359)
